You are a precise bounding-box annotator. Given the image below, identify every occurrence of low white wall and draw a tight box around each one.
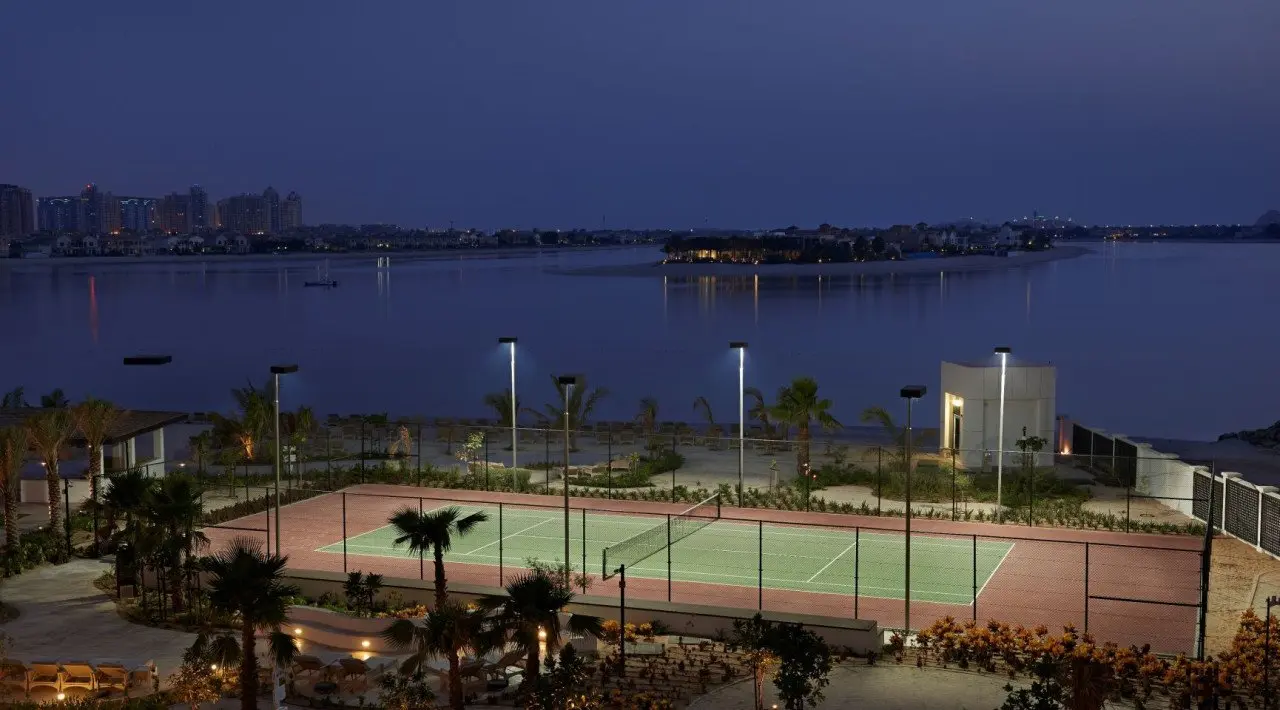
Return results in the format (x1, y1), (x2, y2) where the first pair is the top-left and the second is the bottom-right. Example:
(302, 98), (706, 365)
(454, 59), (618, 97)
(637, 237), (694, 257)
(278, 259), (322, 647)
(1126, 442), (1196, 517)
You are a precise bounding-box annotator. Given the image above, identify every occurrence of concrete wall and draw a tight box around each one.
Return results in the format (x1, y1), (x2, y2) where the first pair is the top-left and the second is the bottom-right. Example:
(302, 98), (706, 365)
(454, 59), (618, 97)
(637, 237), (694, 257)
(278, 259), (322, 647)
(941, 361), (1056, 470)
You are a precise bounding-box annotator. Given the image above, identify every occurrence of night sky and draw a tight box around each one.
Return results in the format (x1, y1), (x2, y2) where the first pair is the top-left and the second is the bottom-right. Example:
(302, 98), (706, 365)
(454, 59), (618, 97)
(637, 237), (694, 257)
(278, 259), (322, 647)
(3, 0), (1277, 228)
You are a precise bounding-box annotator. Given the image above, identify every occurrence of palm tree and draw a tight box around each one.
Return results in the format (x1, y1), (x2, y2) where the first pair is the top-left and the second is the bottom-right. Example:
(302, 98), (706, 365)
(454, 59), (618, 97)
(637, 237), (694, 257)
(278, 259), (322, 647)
(0, 387), (28, 408)
(204, 537), (299, 710)
(477, 569), (602, 688)
(188, 431), (212, 475)
(483, 389), (520, 428)
(860, 406), (925, 471)
(693, 396), (721, 439)
(531, 375), (607, 450)
(0, 426), (28, 575)
(744, 387), (774, 439)
(281, 406), (315, 481)
(72, 397), (122, 502)
(383, 601), (485, 709)
(101, 468), (154, 551)
(211, 380), (272, 462)
(145, 473), (207, 613)
(39, 389), (69, 408)
(771, 377), (841, 479)
(636, 397), (660, 453)
(25, 409), (74, 537)
(387, 506), (489, 609)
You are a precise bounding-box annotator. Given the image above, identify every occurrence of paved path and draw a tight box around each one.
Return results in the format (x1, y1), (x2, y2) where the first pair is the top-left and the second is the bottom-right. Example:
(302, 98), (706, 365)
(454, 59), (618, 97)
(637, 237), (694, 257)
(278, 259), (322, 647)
(0, 559), (193, 684)
(689, 663), (1016, 710)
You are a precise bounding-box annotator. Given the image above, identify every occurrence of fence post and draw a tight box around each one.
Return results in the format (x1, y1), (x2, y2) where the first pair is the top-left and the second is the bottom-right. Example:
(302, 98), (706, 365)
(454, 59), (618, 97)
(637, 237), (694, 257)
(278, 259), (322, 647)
(619, 565), (628, 676)
(581, 508), (588, 594)
(876, 447), (882, 515)
(545, 432), (550, 488)
(1196, 468), (1215, 660)
(418, 497), (425, 580)
(758, 520), (764, 610)
(854, 527), (860, 619)
(951, 449), (957, 521)
(416, 422), (422, 485)
(63, 477), (72, 558)
(607, 436), (613, 499)
(1083, 542), (1090, 634)
(972, 534), (978, 621)
(666, 514), (673, 602)
(1029, 464), (1035, 526)
(359, 420), (366, 483)
(498, 503), (504, 585)
(341, 492), (348, 573)
(1125, 485), (1131, 533)
(264, 487), (271, 553)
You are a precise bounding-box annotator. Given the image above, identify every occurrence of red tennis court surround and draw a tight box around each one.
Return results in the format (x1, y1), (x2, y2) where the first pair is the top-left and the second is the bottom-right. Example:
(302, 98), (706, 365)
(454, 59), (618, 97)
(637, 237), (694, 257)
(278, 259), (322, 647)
(201, 484), (1205, 655)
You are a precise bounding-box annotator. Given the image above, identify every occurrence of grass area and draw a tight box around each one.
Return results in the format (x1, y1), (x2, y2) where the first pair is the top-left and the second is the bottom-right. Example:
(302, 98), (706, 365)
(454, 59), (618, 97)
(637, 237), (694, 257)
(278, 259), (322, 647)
(813, 462), (1090, 506)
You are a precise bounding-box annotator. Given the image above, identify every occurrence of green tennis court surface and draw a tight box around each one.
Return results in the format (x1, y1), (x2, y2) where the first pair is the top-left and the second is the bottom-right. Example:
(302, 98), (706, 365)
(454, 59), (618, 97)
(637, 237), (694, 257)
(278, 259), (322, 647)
(318, 504), (1014, 604)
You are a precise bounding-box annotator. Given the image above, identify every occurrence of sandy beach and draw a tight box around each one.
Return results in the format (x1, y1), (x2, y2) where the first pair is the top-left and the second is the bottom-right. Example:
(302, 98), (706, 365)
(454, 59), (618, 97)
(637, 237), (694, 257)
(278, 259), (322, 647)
(555, 244), (1091, 277)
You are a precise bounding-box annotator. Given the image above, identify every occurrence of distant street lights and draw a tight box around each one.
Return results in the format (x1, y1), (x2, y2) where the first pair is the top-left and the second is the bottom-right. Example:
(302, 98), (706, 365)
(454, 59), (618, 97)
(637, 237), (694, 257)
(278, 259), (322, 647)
(557, 374), (581, 584)
(994, 347), (1011, 523)
(270, 364), (299, 557)
(900, 385), (926, 636)
(730, 342), (747, 507)
(498, 338), (518, 471)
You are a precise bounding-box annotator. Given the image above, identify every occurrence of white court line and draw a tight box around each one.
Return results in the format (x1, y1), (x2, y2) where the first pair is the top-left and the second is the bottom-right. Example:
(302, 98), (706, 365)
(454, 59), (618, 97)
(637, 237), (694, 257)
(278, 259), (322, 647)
(974, 541), (1016, 604)
(806, 541), (858, 583)
(461, 516), (558, 556)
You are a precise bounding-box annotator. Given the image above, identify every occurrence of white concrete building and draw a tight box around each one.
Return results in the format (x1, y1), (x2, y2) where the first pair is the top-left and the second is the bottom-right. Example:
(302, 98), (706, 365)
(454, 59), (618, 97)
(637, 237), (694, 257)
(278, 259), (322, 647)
(940, 358), (1056, 470)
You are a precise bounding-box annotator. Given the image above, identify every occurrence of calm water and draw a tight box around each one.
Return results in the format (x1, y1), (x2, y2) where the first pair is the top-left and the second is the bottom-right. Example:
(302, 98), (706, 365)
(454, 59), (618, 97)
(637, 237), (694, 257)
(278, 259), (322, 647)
(0, 242), (1274, 440)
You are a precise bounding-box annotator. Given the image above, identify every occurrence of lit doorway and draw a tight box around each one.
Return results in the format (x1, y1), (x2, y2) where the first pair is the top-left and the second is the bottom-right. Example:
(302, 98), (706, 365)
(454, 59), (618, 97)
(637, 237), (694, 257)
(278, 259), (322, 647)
(948, 395), (964, 451)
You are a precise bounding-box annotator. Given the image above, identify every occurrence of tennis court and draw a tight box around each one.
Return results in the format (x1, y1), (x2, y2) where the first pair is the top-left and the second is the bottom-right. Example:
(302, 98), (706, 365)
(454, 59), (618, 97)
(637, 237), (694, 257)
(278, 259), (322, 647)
(316, 498), (1014, 604)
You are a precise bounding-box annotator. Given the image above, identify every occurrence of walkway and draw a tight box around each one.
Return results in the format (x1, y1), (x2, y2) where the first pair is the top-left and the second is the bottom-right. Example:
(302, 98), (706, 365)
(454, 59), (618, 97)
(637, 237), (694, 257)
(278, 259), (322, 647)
(689, 663), (1017, 710)
(0, 559), (193, 683)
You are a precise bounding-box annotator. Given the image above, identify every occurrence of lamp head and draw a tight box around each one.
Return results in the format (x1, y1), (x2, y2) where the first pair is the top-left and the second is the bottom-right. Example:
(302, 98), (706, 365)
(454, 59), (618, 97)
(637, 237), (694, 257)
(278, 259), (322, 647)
(729, 341), (748, 350)
(557, 374), (582, 388)
(994, 346), (1011, 355)
(900, 385), (927, 400)
(1268, 594), (1280, 607)
(270, 364), (299, 375)
(123, 355), (172, 366)
(498, 337), (517, 344)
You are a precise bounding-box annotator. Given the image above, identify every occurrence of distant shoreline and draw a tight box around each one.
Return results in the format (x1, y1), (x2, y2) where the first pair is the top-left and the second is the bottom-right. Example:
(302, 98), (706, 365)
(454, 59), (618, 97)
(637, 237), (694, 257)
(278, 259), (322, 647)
(0, 244), (640, 270)
(554, 245), (1092, 277)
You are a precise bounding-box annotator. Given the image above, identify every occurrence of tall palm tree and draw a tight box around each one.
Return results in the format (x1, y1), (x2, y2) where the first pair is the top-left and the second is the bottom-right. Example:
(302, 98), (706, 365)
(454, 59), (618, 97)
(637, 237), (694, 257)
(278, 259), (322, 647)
(483, 389), (520, 428)
(204, 537), (299, 710)
(101, 468), (154, 551)
(25, 408), (74, 536)
(72, 397), (122, 502)
(281, 406), (315, 481)
(39, 389), (69, 408)
(744, 387), (774, 439)
(860, 406), (926, 471)
(477, 569), (602, 688)
(0, 426), (28, 575)
(387, 506), (489, 609)
(188, 431), (212, 475)
(383, 601), (485, 710)
(533, 376), (607, 450)
(771, 377), (841, 479)
(636, 397), (660, 453)
(693, 396), (721, 439)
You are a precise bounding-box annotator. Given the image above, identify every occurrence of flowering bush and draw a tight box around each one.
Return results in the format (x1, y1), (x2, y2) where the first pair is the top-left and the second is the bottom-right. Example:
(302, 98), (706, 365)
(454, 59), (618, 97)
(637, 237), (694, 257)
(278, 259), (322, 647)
(599, 620), (659, 644)
(914, 610), (1280, 708)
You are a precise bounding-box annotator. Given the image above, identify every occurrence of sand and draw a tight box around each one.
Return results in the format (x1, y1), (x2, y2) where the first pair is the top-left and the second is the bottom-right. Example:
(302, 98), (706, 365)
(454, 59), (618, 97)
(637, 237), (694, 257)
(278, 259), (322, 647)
(554, 245), (1092, 278)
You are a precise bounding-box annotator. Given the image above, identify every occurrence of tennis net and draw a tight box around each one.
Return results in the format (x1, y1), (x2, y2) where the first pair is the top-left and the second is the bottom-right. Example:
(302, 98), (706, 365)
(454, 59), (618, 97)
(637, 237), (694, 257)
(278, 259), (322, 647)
(602, 492), (721, 578)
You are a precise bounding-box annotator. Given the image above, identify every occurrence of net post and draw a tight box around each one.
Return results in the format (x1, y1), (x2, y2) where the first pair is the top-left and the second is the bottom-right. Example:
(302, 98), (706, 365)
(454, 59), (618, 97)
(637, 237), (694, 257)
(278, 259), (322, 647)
(618, 564), (627, 676)
(499, 503), (505, 586)
(666, 514), (673, 602)
(341, 492), (348, 573)
(972, 534), (978, 621)
(1084, 541), (1090, 634)
(418, 497), (425, 580)
(854, 527), (860, 619)
(757, 520), (764, 610)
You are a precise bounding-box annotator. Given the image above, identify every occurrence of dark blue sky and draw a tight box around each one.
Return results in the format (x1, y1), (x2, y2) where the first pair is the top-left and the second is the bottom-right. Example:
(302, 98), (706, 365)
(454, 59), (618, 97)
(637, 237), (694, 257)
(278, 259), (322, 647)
(3, 1), (1277, 228)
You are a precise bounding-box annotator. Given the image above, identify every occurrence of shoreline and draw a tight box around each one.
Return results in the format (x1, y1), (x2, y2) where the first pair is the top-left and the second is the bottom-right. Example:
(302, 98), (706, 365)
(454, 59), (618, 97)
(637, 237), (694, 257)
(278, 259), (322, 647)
(0, 243), (643, 270)
(553, 244), (1091, 277)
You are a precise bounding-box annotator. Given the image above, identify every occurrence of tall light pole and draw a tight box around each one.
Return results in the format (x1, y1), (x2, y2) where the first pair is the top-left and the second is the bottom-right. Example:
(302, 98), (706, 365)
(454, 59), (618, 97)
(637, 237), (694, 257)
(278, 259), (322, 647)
(498, 337), (518, 471)
(900, 385), (926, 637)
(270, 364), (298, 558)
(1266, 595), (1279, 710)
(730, 342), (747, 507)
(994, 347), (1010, 523)
(558, 374), (580, 585)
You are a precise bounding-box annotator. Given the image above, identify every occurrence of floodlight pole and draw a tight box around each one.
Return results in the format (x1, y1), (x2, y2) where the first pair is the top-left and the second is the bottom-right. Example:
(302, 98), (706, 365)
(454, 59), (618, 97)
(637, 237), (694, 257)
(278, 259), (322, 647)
(730, 342), (748, 507)
(995, 347), (1010, 523)
(559, 375), (579, 586)
(270, 364), (299, 558)
(900, 385), (926, 637)
(499, 337), (518, 471)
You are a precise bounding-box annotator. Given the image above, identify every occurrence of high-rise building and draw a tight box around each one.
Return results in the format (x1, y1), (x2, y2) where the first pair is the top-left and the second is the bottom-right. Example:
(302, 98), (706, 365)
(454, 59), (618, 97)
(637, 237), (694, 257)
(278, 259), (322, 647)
(0, 185), (36, 237)
(80, 183), (106, 234)
(263, 186), (281, 234)
(155, 192), (191, 234)
(281, 191), (303, 231)
(37, 196), (81, 233)
(189, 185), (209, 230)
(119, 197), (157, 233)
(102, 192), (122, 234)
(218, 194), (269, 234)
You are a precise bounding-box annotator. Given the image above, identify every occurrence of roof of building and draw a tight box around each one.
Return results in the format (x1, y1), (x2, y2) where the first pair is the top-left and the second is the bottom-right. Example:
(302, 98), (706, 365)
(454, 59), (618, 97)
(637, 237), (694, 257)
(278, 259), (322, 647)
(0, 408), (188, 446)
(947, 359), (1054, 369)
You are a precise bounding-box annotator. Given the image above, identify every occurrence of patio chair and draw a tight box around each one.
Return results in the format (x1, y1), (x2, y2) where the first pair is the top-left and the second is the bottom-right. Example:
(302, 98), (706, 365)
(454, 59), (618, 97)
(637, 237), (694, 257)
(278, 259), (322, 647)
(59, 662), (97, 692)
(26, 661), (62, 692)
(291, 654), (328, 679)
(481, 650), (525, 683)
(93, 663), (129, 693)
(334, 657), (373, 690)
(0, 659), (30, 695)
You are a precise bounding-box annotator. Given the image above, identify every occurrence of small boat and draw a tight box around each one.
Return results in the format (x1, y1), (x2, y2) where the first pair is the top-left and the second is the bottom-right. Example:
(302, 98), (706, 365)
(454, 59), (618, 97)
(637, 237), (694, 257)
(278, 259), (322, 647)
(304, 259), (338, 287)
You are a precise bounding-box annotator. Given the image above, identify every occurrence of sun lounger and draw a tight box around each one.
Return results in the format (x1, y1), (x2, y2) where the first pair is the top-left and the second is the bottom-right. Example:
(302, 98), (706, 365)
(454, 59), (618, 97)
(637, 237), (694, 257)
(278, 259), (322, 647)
(93, 659), (155, 690)
(59, 662), (97, 692)
(481, 649), (525, 682)
(334, 657), (373, 690)
(26, 661), (62, 692)
(291, 654), (328, 679)
(94, 663), (129, 693)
